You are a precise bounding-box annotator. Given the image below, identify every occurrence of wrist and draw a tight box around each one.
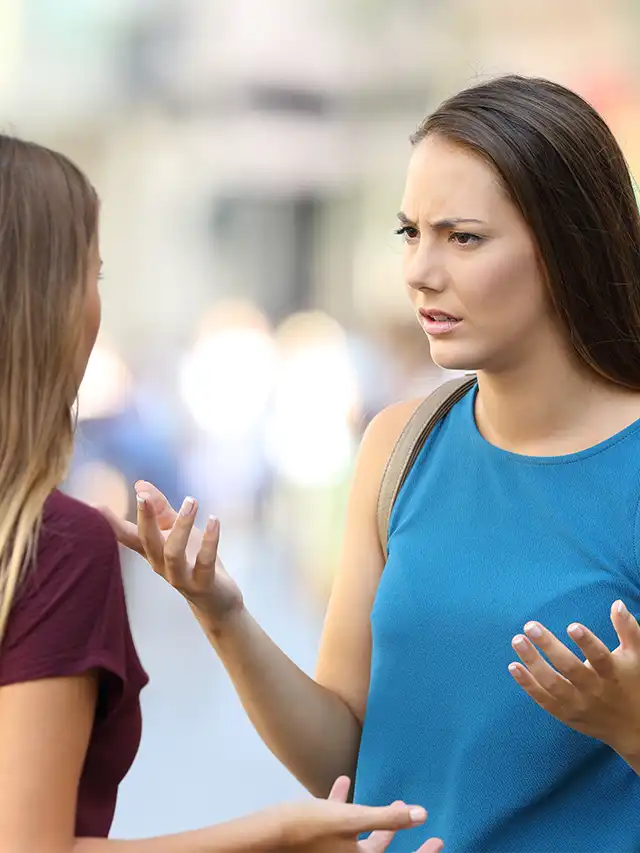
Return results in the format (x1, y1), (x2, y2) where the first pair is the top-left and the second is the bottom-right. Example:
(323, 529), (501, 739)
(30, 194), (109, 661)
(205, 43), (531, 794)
(612, 734), (640, 774)
(189, 598), (247, 637)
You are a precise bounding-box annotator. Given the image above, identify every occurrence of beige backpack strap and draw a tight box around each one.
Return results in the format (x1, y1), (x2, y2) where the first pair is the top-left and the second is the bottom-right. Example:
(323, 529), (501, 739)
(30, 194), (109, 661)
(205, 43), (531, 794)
(376, 375), (477, 560)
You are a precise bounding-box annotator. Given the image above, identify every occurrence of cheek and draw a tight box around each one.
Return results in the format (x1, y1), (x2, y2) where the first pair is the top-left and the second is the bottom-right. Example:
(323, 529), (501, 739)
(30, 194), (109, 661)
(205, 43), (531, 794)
(460, 245), (547, 325)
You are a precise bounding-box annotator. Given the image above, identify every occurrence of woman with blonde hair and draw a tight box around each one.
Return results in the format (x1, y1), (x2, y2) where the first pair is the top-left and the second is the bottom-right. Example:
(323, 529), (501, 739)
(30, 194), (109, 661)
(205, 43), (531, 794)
(0, 134), (441, 853)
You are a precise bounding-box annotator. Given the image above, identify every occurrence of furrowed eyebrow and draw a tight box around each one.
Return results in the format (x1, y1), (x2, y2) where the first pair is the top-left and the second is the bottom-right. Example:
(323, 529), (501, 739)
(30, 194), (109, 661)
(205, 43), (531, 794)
(397, 212), (486, 229)
(397, 211), (416, 226)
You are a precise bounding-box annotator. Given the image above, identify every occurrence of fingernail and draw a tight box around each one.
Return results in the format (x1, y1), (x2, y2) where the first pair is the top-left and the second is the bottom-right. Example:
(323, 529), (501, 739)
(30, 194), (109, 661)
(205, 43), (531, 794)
(205, 515), (218, 533)
(180, 497), (195, 516)
(567, 623), (584, 639)
(409, 806), (427, 823)
(524, 621), (543, 639)
(512, 635), (526, 647)
(616, 600), (627, 616)
(508, 663), (521, 675)
(136, 492), (150, 509)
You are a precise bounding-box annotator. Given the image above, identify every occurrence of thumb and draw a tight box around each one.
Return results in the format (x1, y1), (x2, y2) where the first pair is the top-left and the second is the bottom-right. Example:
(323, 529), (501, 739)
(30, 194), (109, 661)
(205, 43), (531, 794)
(415, 839), (445, 853)
(328, 776), (351, 803)
(135, 481), (177, 529)
(99, 507), (145, 556)
(345, 802), (427, 835)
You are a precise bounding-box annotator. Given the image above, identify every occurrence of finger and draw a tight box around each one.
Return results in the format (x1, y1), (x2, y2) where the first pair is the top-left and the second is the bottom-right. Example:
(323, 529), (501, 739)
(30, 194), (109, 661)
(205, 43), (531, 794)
(511, 634), (578, 702)
(415, 839), (445, 853)
(523, 621), (598, 692)
(135, 481), (178, 530)
(566, 621), (615, 678)
(508, 661), (562, 715)
(163, 496), (199, 583)
(343, 802), (427, 834)
(328, 776), (351, 803)
(611, 600), (640, 652)
(193, 516), (220, 578)
(99, 507), (145, 556)
(136, 492), (167, 569)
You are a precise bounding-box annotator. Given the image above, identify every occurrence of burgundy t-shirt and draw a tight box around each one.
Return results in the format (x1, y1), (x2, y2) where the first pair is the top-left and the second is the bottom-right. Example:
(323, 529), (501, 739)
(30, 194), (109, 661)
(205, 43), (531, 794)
(0, 489), (149, 838)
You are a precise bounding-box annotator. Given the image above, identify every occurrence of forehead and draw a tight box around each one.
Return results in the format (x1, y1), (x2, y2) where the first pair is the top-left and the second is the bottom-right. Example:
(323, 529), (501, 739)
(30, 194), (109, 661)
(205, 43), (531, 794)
(402, 135), (510, 221)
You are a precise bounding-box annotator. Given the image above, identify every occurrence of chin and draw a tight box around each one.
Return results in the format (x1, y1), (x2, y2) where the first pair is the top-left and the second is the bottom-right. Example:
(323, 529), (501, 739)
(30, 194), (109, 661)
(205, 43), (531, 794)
(428, 341), (481, 374)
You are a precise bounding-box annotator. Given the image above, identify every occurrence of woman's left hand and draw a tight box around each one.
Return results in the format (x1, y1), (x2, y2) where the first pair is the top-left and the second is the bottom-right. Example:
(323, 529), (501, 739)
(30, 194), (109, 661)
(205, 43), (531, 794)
(509, 599), (640, 762)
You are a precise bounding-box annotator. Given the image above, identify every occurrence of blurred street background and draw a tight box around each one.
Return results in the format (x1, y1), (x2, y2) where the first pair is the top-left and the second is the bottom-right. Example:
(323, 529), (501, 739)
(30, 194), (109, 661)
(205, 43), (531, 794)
(1, 0), (639, 838)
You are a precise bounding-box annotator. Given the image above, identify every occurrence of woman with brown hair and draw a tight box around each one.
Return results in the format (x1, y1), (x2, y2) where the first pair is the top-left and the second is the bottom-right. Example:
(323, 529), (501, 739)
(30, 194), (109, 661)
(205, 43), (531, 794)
(113, 75), (640, 851)
(0, 135), (441, 853)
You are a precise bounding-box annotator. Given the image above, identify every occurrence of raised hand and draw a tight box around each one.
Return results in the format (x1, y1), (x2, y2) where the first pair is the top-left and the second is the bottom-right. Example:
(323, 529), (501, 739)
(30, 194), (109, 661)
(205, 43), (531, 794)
(509, 599), (640, 762)
(102, 482), (243, 624)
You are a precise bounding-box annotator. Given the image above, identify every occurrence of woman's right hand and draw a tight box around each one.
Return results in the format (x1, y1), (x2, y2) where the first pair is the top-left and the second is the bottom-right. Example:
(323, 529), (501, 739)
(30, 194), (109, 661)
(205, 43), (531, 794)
(271, 776), (443, 853)
(101, 481), (244, 626)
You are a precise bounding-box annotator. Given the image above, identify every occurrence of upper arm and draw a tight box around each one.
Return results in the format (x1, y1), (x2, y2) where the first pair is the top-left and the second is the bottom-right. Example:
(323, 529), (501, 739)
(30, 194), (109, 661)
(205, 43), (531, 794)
(0, 671), (97, 853)
(315, 398), (422, 725)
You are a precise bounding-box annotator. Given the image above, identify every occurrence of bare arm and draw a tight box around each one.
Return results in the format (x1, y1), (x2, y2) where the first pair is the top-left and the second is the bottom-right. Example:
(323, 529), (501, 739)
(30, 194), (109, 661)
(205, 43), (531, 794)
(115, 399), (421, 799)
(0, 672), (432, 853)
(0, 672), (281, 853)
(191, 607), (362, 798)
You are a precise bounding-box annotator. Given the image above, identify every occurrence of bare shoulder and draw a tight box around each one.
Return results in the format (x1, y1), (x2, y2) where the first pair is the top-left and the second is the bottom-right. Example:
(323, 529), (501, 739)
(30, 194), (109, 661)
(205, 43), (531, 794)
(356, 397), (425, 493)
(315, 396), (426, 724)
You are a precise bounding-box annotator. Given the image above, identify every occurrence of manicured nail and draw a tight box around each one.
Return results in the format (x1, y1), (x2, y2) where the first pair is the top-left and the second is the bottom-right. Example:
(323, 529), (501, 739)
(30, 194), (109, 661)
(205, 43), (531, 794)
(524, 621), (543, 639)
(567, 623), (584, 639)
(508, 663), (521, 675)
(180, 496), (195, 516)
(616, 600), (627, 616)
(513, 635), (527, 647)
(136, 492), (150, 509)
(409, 806), (427, 823)
(205, 515), (218, 533)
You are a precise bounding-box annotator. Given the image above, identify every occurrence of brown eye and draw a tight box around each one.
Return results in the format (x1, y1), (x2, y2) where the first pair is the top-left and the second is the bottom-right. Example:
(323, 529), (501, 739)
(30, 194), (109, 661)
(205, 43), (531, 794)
(449, 231), (481, 246)
(395, 225), (419, 242)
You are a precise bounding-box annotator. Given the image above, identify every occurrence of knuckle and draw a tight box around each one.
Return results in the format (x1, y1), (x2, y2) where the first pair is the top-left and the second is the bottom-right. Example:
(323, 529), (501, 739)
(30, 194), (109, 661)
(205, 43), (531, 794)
(163, 544), (183, 565)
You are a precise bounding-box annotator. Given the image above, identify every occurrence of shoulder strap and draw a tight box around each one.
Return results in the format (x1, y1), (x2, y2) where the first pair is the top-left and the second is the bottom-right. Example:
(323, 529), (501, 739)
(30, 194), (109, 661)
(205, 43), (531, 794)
(376, 375), (477, 560)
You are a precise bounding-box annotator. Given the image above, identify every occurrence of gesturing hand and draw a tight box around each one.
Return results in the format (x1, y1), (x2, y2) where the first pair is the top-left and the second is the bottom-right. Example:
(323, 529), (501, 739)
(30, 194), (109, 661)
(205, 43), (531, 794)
(102, 481), (244, 625)
(509, 599), (640, 760)
(293, 775), (443, 853)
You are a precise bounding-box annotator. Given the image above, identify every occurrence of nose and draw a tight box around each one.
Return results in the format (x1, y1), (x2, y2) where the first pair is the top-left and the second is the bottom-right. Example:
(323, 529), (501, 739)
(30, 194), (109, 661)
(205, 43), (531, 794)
(405, 243), (446, 293)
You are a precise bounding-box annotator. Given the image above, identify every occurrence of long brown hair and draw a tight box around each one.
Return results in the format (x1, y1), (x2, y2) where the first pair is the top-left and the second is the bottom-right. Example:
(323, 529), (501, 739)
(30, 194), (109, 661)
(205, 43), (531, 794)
(412, 75), (640, 388)
(0, 135), (98, 643)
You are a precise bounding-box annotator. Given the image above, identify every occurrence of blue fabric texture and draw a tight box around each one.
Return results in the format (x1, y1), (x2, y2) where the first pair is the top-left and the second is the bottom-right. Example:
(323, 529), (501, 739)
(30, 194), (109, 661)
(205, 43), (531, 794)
(354, 386), (640, 852)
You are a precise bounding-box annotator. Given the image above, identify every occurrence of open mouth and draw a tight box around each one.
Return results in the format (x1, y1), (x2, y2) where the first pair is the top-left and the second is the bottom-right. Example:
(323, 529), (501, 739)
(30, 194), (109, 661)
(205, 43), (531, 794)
(424, 312), (461, 322)
(418, 309), (462, 335)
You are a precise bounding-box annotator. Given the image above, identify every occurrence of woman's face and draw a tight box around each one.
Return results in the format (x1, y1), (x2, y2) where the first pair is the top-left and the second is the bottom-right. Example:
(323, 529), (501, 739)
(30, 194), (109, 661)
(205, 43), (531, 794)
(399, 134), (563, 375)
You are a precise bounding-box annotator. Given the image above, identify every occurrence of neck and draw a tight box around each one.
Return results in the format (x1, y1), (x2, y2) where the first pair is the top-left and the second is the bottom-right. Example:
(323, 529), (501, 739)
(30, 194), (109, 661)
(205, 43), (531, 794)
(474, 347), (627, 455)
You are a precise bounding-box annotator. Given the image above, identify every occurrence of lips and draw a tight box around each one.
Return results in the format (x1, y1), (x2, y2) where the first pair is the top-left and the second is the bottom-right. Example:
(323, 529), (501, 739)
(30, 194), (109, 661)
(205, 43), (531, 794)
(420, 308), (462, 322)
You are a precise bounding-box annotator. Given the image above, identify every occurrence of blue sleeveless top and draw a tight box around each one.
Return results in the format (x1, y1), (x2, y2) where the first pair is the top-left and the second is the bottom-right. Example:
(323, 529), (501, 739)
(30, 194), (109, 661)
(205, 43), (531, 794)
(354, 385), (640, 852)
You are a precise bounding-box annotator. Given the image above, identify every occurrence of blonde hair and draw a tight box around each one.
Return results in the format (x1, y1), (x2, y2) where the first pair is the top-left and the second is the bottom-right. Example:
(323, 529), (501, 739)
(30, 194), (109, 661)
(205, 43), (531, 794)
(0, 135), (98, 644)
